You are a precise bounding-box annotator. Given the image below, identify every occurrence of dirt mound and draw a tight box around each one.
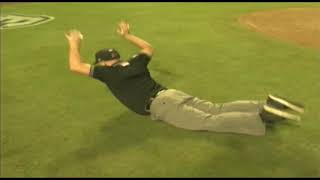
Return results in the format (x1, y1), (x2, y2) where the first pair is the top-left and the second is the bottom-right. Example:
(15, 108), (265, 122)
(239, 8), (320, 49)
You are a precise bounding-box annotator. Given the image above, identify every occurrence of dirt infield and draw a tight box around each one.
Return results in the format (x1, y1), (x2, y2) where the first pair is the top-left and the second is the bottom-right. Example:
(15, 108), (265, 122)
(239, 8), (320, 49)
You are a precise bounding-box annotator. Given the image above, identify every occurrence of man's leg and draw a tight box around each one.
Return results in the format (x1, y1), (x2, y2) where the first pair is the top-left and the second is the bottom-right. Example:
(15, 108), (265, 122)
(150, 89), (266, 136)
(181, 95), (302, 123)
(164, 102), (266, 136)
(150, 89), (301, 136)
(184, 96), (264, 115)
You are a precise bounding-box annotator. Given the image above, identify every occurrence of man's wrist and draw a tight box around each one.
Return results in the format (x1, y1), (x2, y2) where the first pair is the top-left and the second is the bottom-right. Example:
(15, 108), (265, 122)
(69, 44), (80, 51)
(123, 33), (131, 39)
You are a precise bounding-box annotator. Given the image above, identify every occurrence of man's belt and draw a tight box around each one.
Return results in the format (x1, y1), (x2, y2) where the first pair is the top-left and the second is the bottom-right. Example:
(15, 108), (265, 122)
(145, 89), (167, 112)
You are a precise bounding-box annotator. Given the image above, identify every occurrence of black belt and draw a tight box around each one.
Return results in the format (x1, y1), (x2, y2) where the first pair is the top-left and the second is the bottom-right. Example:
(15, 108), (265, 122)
(145, 89), (167, 112)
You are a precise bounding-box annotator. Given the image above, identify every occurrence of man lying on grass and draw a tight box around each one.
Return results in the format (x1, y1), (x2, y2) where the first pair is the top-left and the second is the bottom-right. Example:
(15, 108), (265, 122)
(65, 21), (304, 136)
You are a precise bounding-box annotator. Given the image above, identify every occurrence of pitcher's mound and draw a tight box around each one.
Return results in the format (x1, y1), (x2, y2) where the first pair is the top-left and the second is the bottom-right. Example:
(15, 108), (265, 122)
(239, 8), (320, 49)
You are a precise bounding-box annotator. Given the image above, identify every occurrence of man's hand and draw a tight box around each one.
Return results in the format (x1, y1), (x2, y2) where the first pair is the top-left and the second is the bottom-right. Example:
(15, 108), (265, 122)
(65, 29), (83, 49)
(117, 21), (154, 57)
(117, 21), (130, 37)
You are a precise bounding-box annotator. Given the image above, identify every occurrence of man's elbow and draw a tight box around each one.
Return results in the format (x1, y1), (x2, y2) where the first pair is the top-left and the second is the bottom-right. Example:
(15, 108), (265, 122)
(69, 64), (80, 72)
(143, 46), (154, 56)
(147, 46), (154, 53)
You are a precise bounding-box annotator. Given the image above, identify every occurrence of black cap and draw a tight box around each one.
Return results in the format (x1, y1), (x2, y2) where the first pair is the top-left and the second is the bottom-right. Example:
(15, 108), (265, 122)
(94, 48), (120, 64)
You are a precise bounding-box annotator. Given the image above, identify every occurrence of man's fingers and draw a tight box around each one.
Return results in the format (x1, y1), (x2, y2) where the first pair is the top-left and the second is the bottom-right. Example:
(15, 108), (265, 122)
(65, 33), (71, 39)
(121, 23), (126, 29)
(120, 23), (129, 31)
(118, 21), (124, 27)
(65, 29), (83, 39)
(119, 21), (128, 28)
(117, 21), (129, 36)
(116, 27), (123, 35)
(68, 29), (81, 35)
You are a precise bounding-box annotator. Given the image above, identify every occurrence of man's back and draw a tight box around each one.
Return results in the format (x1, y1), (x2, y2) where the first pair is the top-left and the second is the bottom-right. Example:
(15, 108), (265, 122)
(90, 53), (166, 115)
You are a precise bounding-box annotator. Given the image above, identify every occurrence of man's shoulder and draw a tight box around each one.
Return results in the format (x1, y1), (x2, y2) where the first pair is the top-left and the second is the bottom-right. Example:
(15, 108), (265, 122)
(91, 64), (110, 72)
(131, 53), (152, 59)
(90, 64), (113, 79)
(129, 53), (152, 67)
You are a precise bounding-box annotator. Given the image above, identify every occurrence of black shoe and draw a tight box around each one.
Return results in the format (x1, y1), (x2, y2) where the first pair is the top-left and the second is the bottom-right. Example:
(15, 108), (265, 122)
(267, 94), (305, 114)
(260, 105), (301, 123)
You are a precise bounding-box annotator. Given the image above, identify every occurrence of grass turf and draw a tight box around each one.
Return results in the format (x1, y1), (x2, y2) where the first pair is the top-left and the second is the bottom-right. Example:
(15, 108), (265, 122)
(1, 2), (320, 177)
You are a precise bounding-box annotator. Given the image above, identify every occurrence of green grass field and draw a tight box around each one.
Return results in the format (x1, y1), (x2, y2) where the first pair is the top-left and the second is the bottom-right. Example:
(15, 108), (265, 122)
(1, 2), (320, 177)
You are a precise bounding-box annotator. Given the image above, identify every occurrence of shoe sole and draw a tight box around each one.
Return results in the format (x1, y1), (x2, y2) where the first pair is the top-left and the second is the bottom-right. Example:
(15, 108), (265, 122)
(263, 105), (301, 122)
(268, 95), (305, 114)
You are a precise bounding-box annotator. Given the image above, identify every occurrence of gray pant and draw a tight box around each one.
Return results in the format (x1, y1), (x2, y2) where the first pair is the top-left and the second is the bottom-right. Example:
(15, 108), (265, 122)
(150, 89), (266, 136)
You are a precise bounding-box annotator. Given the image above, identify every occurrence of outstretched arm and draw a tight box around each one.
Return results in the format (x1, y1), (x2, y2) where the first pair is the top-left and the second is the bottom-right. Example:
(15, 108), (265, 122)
(65, 30), (91, 76)
(117, 21), (154, 57)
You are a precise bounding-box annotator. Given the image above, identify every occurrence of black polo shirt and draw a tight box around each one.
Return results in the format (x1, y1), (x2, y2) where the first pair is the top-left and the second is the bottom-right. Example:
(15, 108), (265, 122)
(90, 53), (166, 115)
